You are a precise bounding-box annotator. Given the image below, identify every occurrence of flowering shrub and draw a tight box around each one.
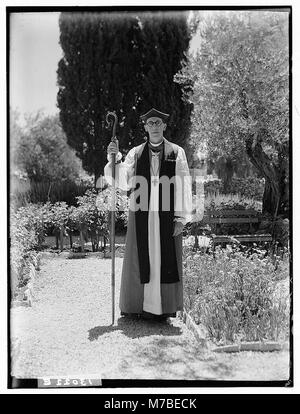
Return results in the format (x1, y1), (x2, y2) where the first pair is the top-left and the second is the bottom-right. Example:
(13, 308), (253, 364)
(69, 187), (129, 252)
(11, 202), (52, 249)
(96, 187), (129, 234)
(183, 245), (290, 344)
(47, 202), (71, 250)
(73, 189), (109, 252)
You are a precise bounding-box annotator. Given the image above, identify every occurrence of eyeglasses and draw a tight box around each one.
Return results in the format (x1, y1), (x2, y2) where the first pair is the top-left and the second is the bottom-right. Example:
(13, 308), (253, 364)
(146, 120), (163, 127)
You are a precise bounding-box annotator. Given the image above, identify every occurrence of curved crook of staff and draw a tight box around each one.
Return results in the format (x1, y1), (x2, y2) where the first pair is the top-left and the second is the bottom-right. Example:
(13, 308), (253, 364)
(106, 111), (118, 326)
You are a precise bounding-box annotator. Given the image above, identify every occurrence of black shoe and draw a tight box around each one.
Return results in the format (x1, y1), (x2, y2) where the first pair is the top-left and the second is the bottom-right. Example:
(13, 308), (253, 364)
(141, 311), (171, 322)
(157, 315), (169, 323)
(120, 312), (142, 319)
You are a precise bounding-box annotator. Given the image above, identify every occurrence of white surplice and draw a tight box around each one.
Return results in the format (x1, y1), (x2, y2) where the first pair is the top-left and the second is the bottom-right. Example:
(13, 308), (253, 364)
(143, 151), (162, 314)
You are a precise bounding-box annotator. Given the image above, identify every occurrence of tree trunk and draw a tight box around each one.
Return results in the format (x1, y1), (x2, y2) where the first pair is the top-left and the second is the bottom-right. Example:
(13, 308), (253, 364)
(245, 136), (289, 217)
(90, 230), (98, 252)
(263, 179), (278, 215)
(193, 235), (199, 250)
(223, 158), (234, 192)
(80, 229), (85, 253)
(59, 226), (64, 251)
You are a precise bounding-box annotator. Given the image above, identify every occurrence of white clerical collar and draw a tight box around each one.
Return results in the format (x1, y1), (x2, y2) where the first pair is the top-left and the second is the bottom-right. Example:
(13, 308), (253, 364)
(149, 139), (164, 147)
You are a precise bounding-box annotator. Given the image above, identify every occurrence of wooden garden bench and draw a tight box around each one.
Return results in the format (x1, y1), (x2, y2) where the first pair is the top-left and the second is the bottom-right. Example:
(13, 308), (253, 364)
(201, 209), (273, 248)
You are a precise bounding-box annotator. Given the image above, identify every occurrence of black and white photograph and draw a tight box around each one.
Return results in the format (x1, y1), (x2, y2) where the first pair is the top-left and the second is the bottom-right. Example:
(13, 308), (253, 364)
(6, 4), (293, 391)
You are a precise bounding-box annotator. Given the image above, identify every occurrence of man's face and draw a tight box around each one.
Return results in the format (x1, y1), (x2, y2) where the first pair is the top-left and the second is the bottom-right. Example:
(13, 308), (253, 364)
(144, 117), (166, 143)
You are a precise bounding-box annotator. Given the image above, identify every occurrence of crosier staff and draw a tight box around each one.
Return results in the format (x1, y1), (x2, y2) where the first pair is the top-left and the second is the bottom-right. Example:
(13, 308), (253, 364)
(106, 111), (118, 325)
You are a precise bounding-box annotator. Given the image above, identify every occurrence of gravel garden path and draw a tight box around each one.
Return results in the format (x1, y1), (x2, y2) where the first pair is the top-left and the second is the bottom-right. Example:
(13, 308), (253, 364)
(11, 255), (290, 381)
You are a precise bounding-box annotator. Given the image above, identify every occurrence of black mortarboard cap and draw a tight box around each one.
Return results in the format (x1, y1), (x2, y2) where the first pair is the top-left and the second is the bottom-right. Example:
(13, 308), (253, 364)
(140, 108), (170, 122)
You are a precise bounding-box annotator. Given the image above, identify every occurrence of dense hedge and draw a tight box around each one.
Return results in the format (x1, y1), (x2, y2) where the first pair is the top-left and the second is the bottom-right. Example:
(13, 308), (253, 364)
(11, 178), (93, 210)
(204, 177), (265, 201)
(10, 206), (42, 295)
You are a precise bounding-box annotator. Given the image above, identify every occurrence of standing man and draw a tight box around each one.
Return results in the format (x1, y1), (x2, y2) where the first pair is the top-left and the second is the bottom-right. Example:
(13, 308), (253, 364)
(104, 108), (193, 321)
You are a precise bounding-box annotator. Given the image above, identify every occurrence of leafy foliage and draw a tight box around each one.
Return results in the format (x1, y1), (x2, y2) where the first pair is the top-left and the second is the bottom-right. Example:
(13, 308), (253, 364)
(204, 177), (265, 201)
(176, 11), (289, 215)
(204, 192), (262, 212)
(10, 108), (24, 169)
(183, 245), (290, 343)
(47, 202), (70, 238)
(74, 189), (110, 247)
(96, 187), (129, 234)
(221, 177), (265, 201)
(10, 202), (52, 294)
(13, 113), (83, 183)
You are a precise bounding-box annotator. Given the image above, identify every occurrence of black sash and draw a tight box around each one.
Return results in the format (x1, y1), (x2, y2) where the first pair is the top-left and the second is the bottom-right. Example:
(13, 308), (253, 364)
(134, 140), (179, 284)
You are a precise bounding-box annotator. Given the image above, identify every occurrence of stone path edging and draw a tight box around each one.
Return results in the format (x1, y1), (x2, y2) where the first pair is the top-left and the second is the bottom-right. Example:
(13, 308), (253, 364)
(11, 251), (42, 308)
(38, 249), (126, 260)
(179, 309), (211, 349)
(180, 309), (289, 353)
(212, 341), (289, 353)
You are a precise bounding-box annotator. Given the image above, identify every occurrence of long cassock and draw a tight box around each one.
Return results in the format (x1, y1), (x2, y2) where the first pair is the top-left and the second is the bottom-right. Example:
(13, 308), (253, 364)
(104, 137), (193, 317)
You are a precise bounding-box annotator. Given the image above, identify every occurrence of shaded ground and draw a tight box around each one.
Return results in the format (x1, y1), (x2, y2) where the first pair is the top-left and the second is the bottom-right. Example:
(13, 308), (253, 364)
(11, 255), (290, 381)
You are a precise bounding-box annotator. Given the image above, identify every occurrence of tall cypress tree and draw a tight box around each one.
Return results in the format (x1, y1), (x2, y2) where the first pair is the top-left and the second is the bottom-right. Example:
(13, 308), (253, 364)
(137, 11), (193, 150)
(57, 11), (193, 183)
(57, 12), (143, 184)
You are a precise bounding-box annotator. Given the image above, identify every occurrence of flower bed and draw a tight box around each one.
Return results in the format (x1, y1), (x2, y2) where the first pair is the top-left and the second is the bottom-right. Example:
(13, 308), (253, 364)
(183, 245), (290, 345)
